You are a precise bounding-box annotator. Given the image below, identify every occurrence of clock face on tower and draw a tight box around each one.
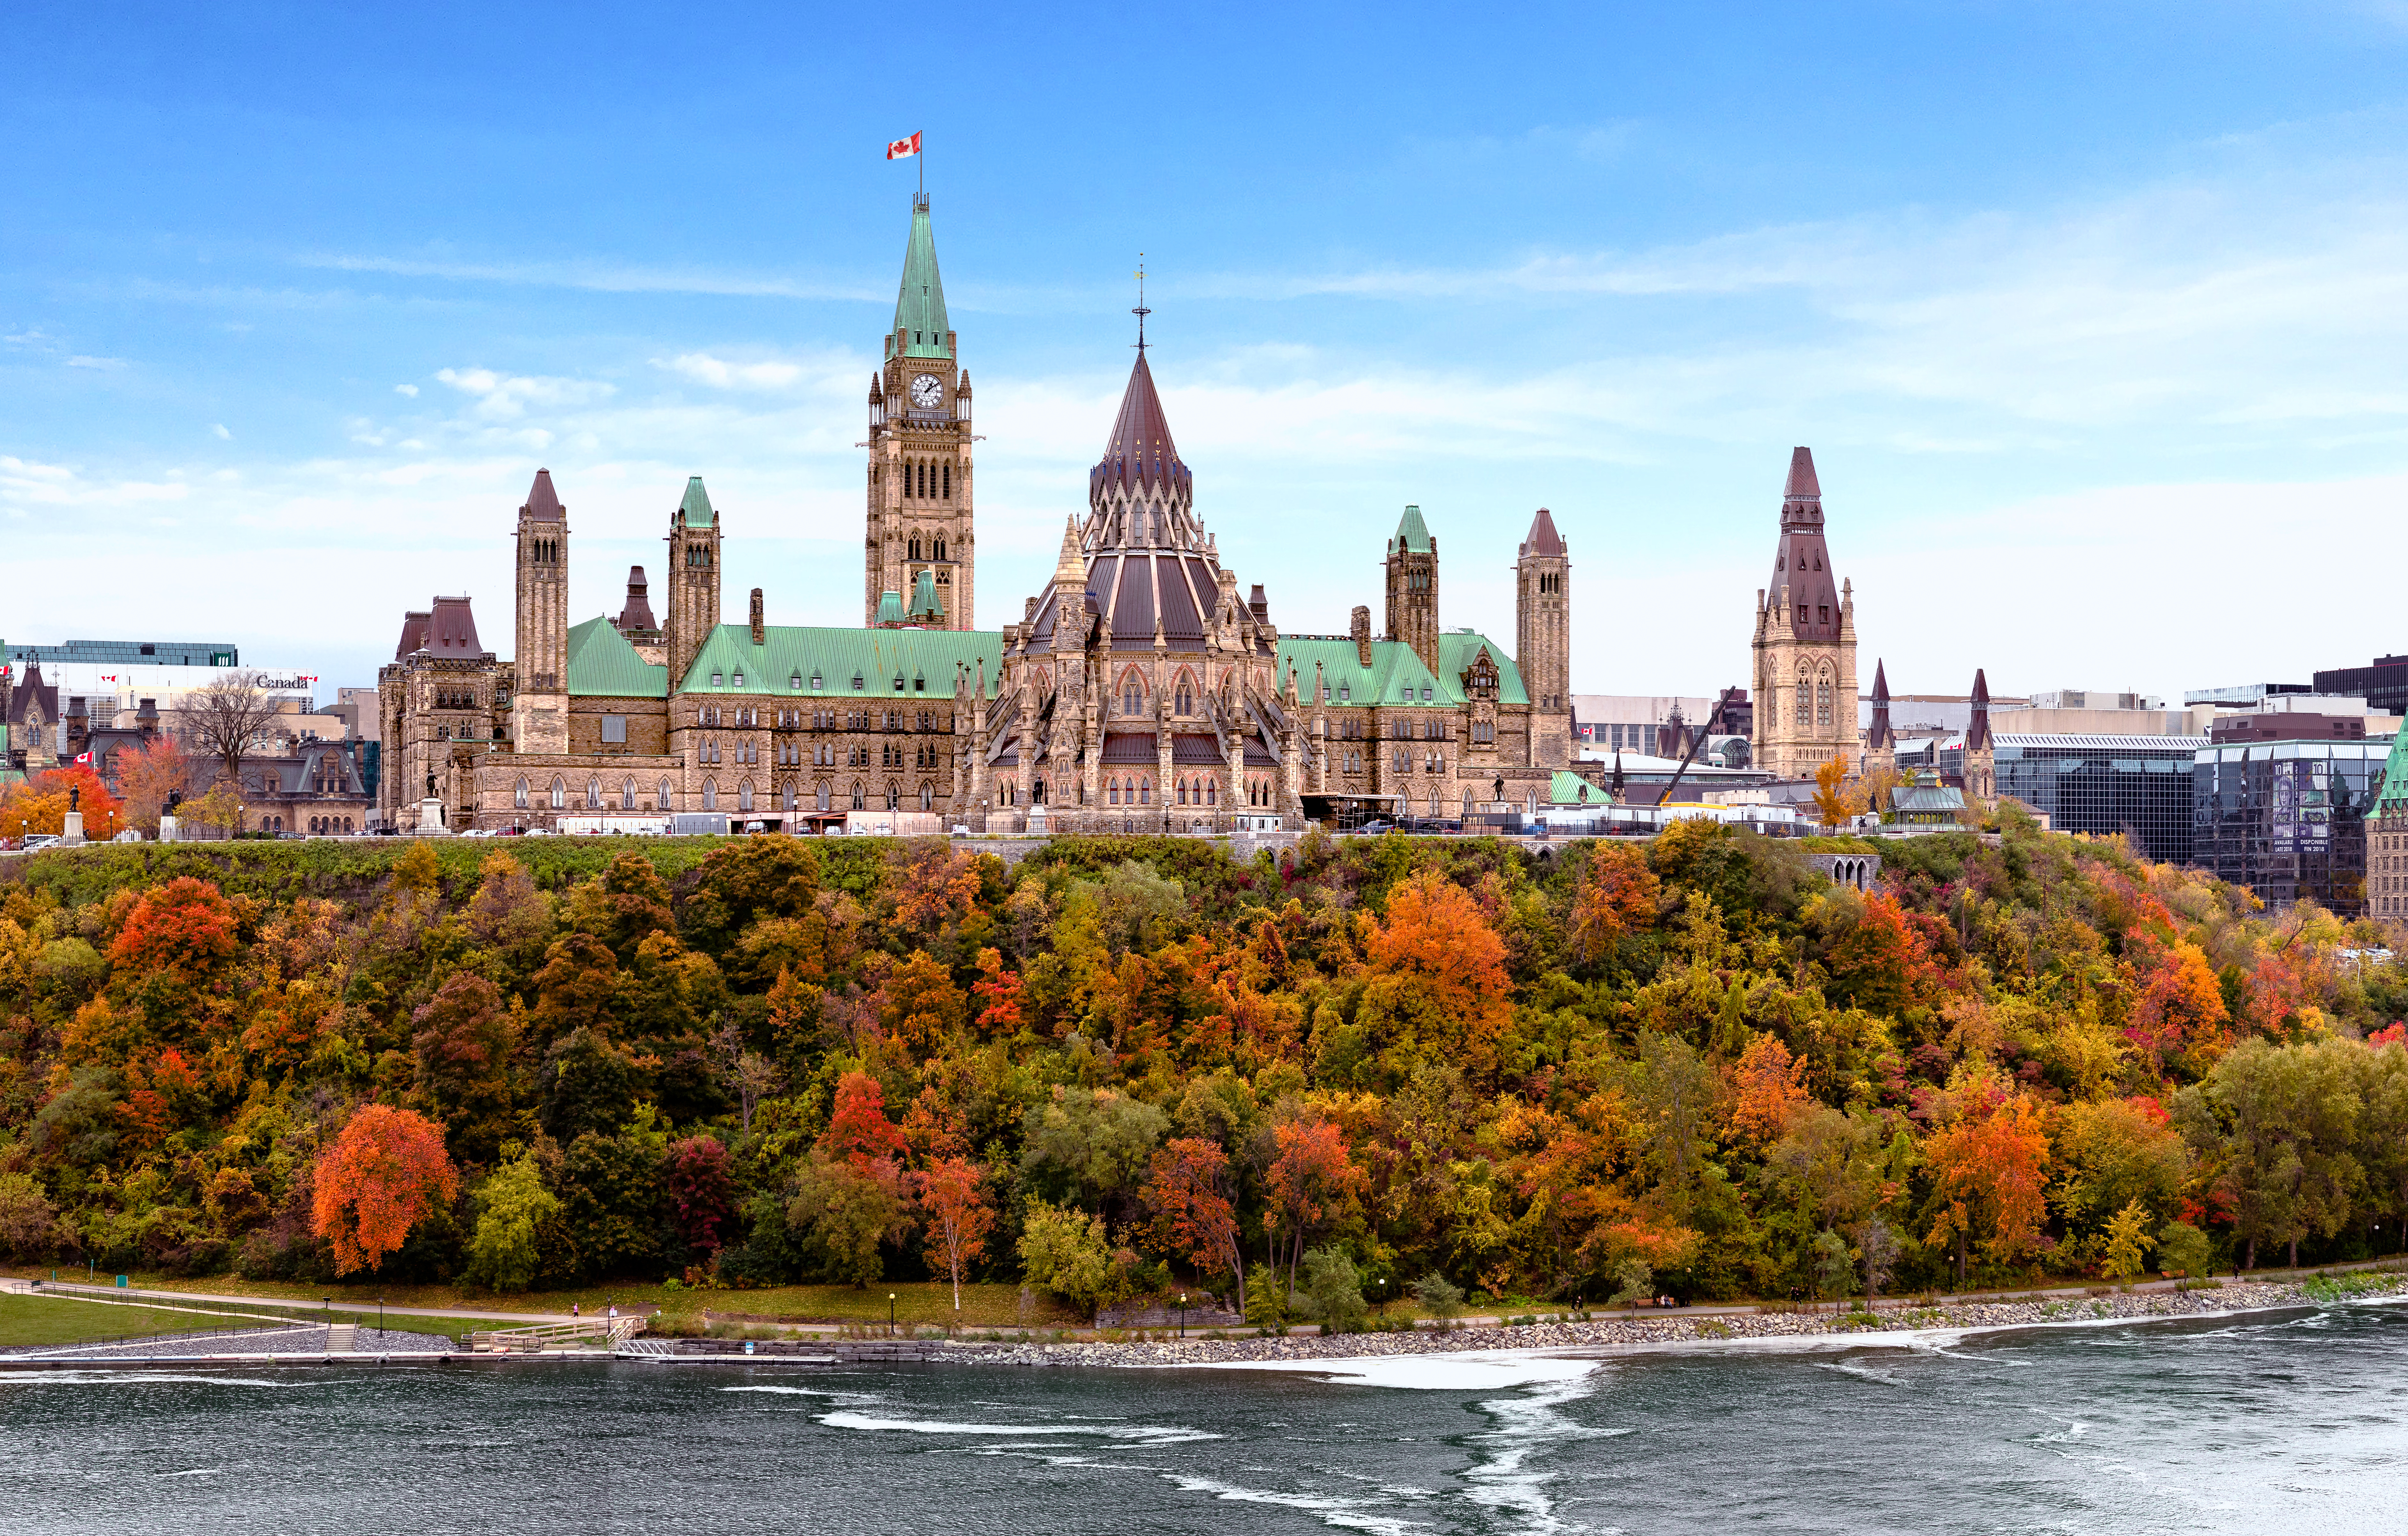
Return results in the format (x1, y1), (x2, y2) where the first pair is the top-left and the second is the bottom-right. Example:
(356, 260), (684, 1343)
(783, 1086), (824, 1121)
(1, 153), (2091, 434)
(910, 373), (943, 409)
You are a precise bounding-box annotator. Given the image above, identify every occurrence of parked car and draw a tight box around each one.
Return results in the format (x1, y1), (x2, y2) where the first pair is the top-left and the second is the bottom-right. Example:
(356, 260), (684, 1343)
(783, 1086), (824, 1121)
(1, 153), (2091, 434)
(21, 834), (61, 852)
(1353, 819), (1396, 835)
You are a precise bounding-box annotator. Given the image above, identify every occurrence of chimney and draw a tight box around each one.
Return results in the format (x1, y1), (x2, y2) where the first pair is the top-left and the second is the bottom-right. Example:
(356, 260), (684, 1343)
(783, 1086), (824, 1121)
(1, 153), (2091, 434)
(1248, 584), (1269, 626)
(749, 588), (765, 646)
(1351, 604), (1373, 670)
(137, 697), (159, 739)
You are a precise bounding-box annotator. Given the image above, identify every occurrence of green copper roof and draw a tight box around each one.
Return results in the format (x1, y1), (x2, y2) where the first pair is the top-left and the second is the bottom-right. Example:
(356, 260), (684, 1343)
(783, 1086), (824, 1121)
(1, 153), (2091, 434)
(676, 623), (1003, 699)
(876, 590), (906, 626)
(678, 476), (715, 530)
(1390, 504), (1433, 555)
(892, 199), (950, 360)
(1275, 630), (1529, 709)
(565, 616), (668, 698)
(2373, 729), (2408, 815)
(1551, 769), (1607, 805)
(908, 569), (944, 620)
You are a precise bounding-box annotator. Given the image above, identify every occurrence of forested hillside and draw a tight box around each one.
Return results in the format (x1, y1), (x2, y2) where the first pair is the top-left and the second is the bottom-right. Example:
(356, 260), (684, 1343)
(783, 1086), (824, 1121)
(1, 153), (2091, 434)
(2, 822), (2404, 1318)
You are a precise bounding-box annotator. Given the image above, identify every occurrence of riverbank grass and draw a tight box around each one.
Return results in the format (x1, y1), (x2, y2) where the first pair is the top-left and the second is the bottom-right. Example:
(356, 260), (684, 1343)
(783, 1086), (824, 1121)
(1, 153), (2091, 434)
(0, 1294), (244, 1350)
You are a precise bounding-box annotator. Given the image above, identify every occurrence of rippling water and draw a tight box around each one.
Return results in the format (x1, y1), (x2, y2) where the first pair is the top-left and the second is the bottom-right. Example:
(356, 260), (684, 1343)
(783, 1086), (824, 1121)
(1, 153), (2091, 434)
(7, 1302), (2407, 1534)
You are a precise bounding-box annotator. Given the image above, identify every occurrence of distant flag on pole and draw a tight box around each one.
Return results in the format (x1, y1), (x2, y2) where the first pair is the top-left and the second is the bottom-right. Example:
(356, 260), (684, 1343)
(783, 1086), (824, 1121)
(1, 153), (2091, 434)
(886, 131), (922, 161)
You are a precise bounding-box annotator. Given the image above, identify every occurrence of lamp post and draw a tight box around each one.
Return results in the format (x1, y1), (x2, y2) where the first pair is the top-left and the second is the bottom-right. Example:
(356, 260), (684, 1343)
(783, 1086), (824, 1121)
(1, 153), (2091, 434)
(1375, 1278), (1385, 1319)
(378, 1296), (384, 1343)
(1177, 1292), (1186, 1339)
(888, 1294), (896, 1338)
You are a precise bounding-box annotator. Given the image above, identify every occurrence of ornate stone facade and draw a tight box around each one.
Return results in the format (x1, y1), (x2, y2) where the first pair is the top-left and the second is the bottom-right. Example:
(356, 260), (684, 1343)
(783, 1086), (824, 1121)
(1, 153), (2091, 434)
(1751, 446), (1860, 779)
(376, 196), (1575, 834)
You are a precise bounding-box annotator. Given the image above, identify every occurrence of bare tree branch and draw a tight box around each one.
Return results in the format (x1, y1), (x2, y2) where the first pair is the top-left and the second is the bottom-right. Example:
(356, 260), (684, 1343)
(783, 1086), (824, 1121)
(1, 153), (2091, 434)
(177, 670), (285, 794)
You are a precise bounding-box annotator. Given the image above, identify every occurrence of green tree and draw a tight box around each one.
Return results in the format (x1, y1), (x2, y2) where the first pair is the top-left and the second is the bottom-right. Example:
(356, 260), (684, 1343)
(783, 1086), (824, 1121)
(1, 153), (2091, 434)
(2177, 1039), (2365, 1269)
(2156, 1220), (2213, 1279)
(1017, 1197), (1116, 1314)
(1301, 1247), (1368, 1333)
(462, 1151), (562, 1293)
(788, 1151), (903, 1287)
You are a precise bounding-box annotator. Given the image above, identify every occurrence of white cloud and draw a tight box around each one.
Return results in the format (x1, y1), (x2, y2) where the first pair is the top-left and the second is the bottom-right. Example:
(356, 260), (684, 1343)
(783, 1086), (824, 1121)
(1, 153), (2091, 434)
(301, 252), (876, 302)
(394, 383), (418, 397)
(211, 423), (232, 440)
(661, 352), (807, 390)
(434, 367), (616, 422)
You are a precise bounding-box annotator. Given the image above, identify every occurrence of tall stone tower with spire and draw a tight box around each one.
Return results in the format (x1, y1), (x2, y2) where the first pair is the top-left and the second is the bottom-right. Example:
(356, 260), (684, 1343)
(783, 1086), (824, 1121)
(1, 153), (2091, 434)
(1963, 668), (1996, 800)
(1751, 447), (1858, 779)
(665, 476), (721, 690)
(865, 193), (974, 630)
(511, 468), (570, 754)
(1517, 508), (1571, 767)
(1385, 506), (1440, 675)
(1863, 658), (1896, 781)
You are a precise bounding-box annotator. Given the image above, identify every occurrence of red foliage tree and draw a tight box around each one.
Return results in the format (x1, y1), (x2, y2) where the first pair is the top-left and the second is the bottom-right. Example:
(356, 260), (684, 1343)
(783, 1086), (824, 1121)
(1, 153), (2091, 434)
(665, 1136), (738, 1257)
(821, 1071), (910, 1173)
(1360, 870), (1514, 1065)
(1569, 844), (1661, 966)
(971, 948), (1025, 1038)
(1264, 1115), (1366, 1298)
(109, 876), (240, 980)
(1728, 1034), (1810, 1146)
(309, 1105), (459, 1275)
(1143, 1136), (1246, 1315)
(915, 1155), (995, 1310)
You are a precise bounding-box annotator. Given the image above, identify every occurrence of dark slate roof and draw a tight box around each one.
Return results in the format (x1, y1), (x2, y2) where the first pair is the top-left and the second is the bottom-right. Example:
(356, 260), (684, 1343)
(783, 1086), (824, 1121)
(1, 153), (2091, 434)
(394, 611), (431, 661)
(1171, 735), (1228, 765)
(615, 567), (658, 633)
(1091, 354), (1189, 498)
(1029, 548), (1221, 646)
(7, 664), (57, 728)
(1101, 733), (1159, 765)
(522, 468), (564, 520)
(1866, 658), (1894, 749)
(427, 596), (483, 657)
(1520, 507), (1566, 557)
(1767, 445), (1842, 641)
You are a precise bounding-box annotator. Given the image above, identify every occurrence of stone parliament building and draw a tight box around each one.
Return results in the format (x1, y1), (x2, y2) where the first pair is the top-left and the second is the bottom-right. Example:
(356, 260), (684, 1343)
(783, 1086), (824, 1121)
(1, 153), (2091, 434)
(378, 195), (1573, 834)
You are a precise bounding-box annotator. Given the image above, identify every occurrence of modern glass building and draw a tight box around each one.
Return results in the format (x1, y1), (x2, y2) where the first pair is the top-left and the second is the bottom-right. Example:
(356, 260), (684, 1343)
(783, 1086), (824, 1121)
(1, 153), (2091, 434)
(1992, 734), (2204, 864)
(2192, 737), (2393, 914)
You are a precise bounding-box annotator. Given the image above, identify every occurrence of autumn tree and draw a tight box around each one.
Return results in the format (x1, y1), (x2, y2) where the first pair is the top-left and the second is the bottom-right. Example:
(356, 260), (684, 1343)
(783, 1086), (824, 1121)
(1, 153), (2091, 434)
(665, 1136), (738, 1259)
(310, 1105), (459, 1275)
(410, 973), (514, 1156)
(1357, 870), (1514, 1072)
(1568, 843), (1661, 967)
(1729, 1034), (1811, 1146)
(117, 735), (194, 832)
(0, 765), (124, 840)
(2176, 1038), (2363, 1269)
(916, 1155), (996, 1310)
(1264, 1115), (1366, 1301)
(1811, 756), (1867, 828)
(1924, 1092), (2051, 1286)
(1143, 1136), (1246, 1315)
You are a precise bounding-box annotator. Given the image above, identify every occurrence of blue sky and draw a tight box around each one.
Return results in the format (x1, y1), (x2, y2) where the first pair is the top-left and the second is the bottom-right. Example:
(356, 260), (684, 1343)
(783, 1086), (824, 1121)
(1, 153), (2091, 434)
(8, 2), (2408, 701)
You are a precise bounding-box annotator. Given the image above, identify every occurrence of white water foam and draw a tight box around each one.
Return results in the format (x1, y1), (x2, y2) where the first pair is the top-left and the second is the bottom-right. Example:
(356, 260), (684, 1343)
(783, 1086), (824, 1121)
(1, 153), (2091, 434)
(0, 1372), (286, 1388)
(720, 1384), (852, 1398)
(1814, 1359), (1908, 1387)
(1163, 1472), (1419, 1535)
(818, 1410), (1220, 1445)
(1459, 1372), (1630, 1535)
(1200, 1351), (1603, 1392)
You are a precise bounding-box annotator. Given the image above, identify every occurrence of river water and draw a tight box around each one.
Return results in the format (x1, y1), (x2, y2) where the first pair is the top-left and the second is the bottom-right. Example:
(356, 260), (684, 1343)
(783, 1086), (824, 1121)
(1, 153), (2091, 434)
(7, 1302), (2407, 1534)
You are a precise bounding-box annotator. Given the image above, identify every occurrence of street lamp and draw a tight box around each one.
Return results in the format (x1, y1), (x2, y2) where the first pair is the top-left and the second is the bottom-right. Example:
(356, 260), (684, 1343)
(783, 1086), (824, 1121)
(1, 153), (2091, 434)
(1375, 1278), (1385, 1318)
(1177, 1292), (1186, 1339)
(887, 1294), (896, 1338)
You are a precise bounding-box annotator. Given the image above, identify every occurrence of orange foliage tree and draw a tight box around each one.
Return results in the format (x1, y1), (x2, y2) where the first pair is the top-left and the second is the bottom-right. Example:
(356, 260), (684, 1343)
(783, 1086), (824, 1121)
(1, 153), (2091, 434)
(0, 763), (124, 840)
(1568, 844), (1661, 967)
(1264, 1115), (1366, 1298)
(971, 948), (1026, 1038)
(117, 736), (194, 831)
(1358, 870), (1514, 1068)
(1728, 1034), (1811, 1145)
(109, 876), (240, 980)
(821, 1071), (911, 1172)
(1143, 1136), (1246, 1314)
(309, 1105), (459, 1275)
(2128, 938), (2229, 1076)
(914, 1155), (995, 1310)
(1923, 1092), (2051, 1286)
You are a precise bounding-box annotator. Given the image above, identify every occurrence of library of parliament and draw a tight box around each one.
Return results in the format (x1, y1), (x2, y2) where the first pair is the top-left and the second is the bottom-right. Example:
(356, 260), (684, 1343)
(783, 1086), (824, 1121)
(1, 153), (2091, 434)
(377, 193), (1584, 832)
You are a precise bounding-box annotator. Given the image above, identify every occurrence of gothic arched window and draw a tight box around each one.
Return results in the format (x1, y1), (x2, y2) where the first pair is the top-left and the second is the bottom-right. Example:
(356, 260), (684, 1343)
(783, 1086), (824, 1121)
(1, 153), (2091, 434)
(920, 782), (933, 811)
(739, 779), (755, 812)
(550, 777), (566, 810)
(817, 782), (831, 812)
(515, 777), (529, 809)
(659, 779), (674, 810)
(703, 779), (717, 811)
(622, 778), (636, 810)
(1123, 676), (1144, 716)
(942, 463), (951, 499)
(934, 537), (946, 561)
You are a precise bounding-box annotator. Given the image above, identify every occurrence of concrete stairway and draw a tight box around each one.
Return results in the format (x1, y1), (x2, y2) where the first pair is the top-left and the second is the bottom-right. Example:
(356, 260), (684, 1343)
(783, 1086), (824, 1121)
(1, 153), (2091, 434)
(326, 1323), (357, 1353)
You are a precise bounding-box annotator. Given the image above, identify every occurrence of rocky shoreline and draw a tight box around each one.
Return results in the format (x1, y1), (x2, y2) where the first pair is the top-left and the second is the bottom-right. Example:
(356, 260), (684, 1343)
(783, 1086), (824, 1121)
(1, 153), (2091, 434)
(916, 1276), (2406, 1370)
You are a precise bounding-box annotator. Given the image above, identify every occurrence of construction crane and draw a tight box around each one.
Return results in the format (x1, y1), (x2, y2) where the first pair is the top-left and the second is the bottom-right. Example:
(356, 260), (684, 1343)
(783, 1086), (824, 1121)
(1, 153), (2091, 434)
(1653, 691), (1744, 807)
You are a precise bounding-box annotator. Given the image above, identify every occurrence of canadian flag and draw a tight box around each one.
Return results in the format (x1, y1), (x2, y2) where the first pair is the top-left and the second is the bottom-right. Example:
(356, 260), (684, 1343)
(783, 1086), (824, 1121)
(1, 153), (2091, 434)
(886, 131), (922, 161)
(75, 751), (92, 766)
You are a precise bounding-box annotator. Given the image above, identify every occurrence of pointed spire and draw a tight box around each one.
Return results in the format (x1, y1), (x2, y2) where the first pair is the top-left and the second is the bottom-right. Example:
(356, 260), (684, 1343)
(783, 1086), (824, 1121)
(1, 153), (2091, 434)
(1392, 504), (1434, 554)
(1784, 446), (1821, 501)
(615, 565), (657, 634)
(893, 196), (950, 358)
(1519, 507), (1565, 557)
(1866, 659), (1894, 750)
(521, 468), (564, 519)
(1095, 353), (1185, 493)
(677, 475), (715, 529)
(1966, 668), (1993, 750)
(1052, 516), (1088, 587)
(908, 568), (944, 622)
